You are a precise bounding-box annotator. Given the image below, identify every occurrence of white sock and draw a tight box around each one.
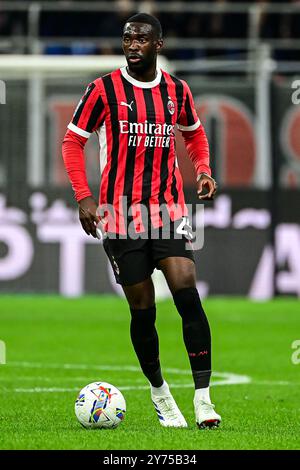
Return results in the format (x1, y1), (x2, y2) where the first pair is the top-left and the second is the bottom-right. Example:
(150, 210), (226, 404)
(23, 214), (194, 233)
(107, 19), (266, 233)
(151, 380), (170, 397)
(194, 387), (211, 404)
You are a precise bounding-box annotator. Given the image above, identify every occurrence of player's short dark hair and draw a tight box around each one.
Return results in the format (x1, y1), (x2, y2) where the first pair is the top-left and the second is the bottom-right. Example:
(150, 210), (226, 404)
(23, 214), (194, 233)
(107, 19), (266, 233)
(125, 13), (163, 39)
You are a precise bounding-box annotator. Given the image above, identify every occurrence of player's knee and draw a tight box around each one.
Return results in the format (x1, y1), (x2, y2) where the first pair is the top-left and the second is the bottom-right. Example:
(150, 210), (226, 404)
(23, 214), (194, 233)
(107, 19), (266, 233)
(123, 279), (155, 309)
(181, 273), (196, 290)
(129, 299), (155, 310)
(172, 286), (205, 320)
(169, 272), (196, 294)
(167, 259), (196, 293)
(127, 290), (155, 310)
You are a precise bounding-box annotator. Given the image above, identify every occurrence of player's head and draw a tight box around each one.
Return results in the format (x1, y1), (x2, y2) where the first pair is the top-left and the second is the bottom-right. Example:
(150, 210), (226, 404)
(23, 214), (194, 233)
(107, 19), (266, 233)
(122, 13), (163, 73)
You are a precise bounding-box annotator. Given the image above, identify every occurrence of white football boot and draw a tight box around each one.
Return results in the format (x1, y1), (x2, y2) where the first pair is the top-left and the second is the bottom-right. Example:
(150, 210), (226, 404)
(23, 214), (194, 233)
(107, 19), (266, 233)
(151, 388), (188, 428)
(194, 399), (221, 429)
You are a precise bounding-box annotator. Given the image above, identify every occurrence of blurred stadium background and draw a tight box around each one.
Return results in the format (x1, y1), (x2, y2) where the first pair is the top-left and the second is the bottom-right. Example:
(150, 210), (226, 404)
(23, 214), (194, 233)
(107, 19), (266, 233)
(0, 0), (300, 452)
(0, 0), (300, 299)
(1, 0), (300, 299)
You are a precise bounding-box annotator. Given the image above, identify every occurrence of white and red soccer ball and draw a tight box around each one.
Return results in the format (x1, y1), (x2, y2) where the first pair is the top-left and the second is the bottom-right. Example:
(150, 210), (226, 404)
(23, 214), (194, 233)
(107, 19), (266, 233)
(75, 381), (126, 429)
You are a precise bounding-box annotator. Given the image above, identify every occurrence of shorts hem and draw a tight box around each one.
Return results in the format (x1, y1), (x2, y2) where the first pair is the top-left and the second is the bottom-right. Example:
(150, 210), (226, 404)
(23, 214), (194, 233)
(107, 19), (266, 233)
(154, 253), (195, 267)
(117, 269), (154, 287)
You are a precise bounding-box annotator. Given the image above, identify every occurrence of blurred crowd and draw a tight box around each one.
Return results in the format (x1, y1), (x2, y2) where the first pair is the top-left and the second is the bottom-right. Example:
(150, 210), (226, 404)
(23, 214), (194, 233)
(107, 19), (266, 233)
(0, 0), (300, 60)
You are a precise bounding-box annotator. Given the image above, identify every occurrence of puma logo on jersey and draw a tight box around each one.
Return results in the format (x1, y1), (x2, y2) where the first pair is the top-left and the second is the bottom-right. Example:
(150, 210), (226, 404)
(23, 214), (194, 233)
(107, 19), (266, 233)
(120, 100), (134, 111)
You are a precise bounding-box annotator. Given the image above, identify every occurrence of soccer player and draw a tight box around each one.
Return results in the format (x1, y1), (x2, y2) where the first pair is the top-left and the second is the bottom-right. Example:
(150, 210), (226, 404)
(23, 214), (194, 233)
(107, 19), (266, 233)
(62, 13), (221, 429)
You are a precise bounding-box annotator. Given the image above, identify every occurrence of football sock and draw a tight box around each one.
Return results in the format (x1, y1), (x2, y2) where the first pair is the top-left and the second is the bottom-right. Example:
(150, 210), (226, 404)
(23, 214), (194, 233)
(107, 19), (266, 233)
(151, 380), (170, 397)
(130, 305), (164, 388)
(194, 387), (211, 404)
(173, 287), (212, 389)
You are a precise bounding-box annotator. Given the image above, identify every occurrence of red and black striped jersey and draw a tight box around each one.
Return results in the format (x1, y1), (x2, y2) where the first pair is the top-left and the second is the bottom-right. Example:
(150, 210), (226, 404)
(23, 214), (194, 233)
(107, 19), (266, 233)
(65, 66), (210, 234)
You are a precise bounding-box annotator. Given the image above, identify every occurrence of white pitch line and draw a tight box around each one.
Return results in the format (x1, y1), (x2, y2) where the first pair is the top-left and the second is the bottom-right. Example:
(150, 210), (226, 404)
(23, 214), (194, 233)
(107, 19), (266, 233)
(2, 377), (297, 394)
(12, 380), (247, 393)
(2, 360), (297, 393)
(10, 379), (299, 393)
(7, 361), (244, 377)
(0, 376), (251, 385)
(8, 361), (143, 373)
(254, 380), (298, 386)
(1, 360), (251, 393)
(6, 361), (250, 384)
(14, 387), (80, 393)
(0, 376), (148, 383)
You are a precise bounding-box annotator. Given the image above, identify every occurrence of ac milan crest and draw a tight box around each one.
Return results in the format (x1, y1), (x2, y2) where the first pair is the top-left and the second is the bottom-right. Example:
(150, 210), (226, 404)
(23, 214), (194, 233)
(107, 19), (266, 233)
(167, 96), (175, 115)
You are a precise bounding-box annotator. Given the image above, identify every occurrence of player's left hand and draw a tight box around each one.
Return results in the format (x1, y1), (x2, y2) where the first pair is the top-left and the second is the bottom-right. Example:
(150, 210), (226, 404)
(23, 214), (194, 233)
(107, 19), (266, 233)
(197, 173), (217, 200)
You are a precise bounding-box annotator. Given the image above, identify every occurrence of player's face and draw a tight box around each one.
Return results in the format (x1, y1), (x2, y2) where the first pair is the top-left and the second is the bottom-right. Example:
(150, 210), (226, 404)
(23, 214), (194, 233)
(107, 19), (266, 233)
(122, 22), (163, 73)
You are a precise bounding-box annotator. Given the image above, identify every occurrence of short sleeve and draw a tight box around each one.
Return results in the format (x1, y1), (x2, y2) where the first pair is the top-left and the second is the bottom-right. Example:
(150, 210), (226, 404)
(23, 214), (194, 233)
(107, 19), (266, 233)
(177, 81), (201, 132)
(68, 81), (106, 138)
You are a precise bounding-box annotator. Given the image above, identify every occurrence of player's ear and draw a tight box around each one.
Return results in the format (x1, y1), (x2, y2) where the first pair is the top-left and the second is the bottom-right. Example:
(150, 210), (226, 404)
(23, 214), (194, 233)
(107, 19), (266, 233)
(156, 38), (164, 54)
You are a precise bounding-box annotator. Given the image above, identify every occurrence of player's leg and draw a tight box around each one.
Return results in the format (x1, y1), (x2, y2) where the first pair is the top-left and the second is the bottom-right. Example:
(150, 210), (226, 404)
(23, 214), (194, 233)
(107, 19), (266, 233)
(157, 256), (212, 389)
(103, 237), (163, 387)
(103, 236), (187, 427)
(157, 256), (221, 428)
(122, 278), (163, 388)
(122, 279), (187, 428)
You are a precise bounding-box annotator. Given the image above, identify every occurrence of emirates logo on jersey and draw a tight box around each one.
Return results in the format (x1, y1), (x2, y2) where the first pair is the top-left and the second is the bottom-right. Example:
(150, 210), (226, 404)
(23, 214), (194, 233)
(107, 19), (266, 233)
(119, 119), (174, 148)
(167, 96), (175, 115)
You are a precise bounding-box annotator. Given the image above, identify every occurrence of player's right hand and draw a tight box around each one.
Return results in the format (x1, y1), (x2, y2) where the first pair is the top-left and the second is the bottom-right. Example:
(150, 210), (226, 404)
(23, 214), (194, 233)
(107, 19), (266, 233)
(197, 173), (217, 200)
(78, 196), (99, 238)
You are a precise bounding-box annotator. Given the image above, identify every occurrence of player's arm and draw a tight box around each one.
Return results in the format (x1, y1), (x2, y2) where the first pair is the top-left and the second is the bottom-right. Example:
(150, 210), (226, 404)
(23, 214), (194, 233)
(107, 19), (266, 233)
(62, 82), (105, 237)
(177, 82), (217, 200)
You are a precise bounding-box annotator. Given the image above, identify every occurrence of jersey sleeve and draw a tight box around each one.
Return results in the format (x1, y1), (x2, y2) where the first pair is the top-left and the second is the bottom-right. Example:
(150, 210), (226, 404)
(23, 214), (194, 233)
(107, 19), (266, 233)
(67, 81), (106, 138)
(177, 81), (201, 132)
(62, 130), (92, 202)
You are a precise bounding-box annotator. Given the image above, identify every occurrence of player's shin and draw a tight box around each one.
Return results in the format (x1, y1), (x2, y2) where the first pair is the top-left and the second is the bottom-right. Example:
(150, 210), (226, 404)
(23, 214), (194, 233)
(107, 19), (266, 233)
(172, 287), (212, 391)
(129, 305), (163, 387)
(172, 287), (221, 427)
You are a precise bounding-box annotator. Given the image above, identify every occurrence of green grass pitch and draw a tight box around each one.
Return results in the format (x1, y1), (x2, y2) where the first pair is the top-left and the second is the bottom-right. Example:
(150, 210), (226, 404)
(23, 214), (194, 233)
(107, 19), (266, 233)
(0, 296), (299, 450)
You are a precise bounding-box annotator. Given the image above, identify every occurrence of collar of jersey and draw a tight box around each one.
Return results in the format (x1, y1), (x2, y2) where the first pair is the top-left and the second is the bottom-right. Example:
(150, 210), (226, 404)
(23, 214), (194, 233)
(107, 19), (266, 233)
(120, 66), (162, 88)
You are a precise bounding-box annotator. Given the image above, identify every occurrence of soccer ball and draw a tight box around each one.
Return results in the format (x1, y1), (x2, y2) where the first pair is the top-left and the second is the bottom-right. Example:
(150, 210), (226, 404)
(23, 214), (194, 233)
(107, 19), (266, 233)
(75, 381), (126, 429)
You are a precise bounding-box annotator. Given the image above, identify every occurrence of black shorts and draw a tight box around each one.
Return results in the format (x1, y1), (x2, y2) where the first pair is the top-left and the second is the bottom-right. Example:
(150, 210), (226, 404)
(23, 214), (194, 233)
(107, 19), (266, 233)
(103, 217), (195, 286)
